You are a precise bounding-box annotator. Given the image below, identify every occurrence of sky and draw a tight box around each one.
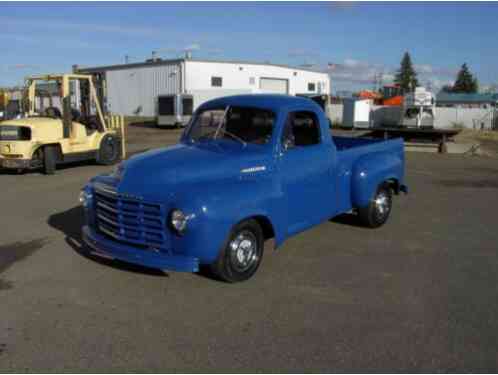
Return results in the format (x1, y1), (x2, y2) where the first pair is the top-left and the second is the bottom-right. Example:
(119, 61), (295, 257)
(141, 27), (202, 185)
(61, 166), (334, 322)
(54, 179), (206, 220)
(1, 1), (498, 93)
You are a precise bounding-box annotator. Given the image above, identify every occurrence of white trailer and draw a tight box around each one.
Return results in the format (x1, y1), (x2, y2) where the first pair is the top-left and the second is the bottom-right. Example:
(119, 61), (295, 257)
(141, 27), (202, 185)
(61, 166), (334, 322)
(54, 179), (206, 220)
(77, 58), (330, 127)
(342, 98), (374, 129)
(401, 87), (436, 128)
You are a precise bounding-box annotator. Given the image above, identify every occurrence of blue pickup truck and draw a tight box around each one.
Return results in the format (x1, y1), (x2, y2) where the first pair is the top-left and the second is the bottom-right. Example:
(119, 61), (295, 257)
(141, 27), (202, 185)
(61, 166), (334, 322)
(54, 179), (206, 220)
(80, 95), (406, 282)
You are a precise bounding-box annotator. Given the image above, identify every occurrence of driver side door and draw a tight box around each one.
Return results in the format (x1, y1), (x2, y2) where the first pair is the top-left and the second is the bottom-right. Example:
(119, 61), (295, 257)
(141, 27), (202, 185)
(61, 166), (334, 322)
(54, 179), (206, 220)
(278, 110), (334, 235)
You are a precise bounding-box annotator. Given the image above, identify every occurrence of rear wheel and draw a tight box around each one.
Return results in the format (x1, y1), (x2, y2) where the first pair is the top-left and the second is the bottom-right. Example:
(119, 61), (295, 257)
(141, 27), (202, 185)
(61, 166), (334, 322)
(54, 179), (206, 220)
(358, 182), (393, 228)
(97, 134), (121, 165)
(43, 145), (57, 175)
(210, 219), (264, 283)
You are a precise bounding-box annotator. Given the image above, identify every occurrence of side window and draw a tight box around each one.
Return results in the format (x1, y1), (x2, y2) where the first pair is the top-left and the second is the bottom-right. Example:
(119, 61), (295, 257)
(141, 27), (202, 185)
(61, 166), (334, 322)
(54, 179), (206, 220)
(282, 111), (321, 149)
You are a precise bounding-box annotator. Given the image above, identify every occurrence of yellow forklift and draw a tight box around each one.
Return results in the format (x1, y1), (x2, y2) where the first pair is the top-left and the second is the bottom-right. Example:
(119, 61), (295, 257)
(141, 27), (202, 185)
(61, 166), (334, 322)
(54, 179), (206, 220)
(0, 74), (123, 174)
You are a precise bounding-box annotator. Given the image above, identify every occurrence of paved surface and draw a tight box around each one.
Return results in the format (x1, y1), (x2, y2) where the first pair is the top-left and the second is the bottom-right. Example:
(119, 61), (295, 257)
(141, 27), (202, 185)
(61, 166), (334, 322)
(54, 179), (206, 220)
(1, 126), (498, 372)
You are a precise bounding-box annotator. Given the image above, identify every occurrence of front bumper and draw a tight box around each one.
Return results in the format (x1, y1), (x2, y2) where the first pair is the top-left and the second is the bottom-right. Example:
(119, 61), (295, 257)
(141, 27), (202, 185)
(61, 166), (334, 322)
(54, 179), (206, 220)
(82, 225), (200, 273)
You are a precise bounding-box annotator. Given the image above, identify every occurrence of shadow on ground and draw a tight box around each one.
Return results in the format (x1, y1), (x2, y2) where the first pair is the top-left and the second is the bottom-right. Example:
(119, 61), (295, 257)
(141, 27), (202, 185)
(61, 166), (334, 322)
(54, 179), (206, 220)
(0, 237), (50, 291)
(128, 121), (159, 129)
(47, 205), (166, 277)
(329, 212), (365, 228)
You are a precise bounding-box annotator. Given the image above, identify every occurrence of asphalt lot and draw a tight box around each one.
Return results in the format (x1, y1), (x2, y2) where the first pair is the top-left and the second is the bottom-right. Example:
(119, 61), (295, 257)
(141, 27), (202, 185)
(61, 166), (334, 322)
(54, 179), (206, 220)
(1, 125), (498, 372)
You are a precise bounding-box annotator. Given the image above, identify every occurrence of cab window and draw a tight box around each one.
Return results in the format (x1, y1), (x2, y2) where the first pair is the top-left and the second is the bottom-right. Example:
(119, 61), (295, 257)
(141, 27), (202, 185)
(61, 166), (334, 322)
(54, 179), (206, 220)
(281, 111), (320, 150)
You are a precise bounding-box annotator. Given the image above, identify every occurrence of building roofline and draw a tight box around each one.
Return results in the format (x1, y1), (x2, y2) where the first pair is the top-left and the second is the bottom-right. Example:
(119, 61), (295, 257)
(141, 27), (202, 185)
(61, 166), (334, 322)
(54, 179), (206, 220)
(76, 57), (329, 76)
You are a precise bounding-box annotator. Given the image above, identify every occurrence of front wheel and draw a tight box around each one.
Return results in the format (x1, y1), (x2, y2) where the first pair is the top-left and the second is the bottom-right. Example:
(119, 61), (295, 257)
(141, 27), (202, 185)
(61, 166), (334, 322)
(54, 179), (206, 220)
(358, 182), (393, 228)
(210, 219), (264, 283)
(43, 145), (57, 175)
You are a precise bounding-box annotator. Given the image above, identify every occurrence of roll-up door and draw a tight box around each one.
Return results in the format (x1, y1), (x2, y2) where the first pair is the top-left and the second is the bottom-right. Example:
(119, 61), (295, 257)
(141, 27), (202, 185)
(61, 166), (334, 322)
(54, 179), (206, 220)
(259, 78), (289, 94)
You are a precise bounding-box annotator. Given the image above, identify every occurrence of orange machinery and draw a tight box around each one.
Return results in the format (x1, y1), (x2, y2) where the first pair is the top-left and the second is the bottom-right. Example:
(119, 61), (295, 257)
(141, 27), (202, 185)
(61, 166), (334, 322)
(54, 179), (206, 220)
(358, 85), (403, 106)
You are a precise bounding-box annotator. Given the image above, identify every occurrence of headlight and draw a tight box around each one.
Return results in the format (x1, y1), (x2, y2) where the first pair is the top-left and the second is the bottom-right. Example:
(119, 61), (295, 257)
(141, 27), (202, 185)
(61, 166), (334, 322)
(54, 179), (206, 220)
(170, 209), (187, 234)
(79, 188), (93, 208)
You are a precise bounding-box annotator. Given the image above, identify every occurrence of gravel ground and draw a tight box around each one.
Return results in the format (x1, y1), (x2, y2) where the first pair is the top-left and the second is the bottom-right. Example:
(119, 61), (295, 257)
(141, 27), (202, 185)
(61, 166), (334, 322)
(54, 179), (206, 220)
(1, 126), (498, 372)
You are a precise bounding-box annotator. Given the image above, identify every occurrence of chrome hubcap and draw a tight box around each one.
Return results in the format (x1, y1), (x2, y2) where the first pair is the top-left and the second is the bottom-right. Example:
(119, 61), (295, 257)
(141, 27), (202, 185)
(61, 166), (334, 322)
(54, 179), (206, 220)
(375, 191), (390, 219)
(229, 230), (258, 272)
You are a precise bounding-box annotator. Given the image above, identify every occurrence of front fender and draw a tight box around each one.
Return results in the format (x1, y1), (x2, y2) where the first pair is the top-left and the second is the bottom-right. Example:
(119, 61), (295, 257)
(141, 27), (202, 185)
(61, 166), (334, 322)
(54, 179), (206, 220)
(351, 152), (404, 208)
(170, 177), (282, 264)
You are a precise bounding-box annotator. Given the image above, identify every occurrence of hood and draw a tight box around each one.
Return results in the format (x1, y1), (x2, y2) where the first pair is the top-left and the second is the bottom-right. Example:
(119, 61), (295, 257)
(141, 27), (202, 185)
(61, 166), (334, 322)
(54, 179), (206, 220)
(112, 141), (271, 202)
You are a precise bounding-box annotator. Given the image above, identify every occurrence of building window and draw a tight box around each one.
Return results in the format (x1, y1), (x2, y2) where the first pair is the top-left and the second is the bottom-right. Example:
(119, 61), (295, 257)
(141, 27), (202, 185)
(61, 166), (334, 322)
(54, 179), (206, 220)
(211, 76), (222, 87)
(249, 77), (255, 85)
(308, 82), (316, 91)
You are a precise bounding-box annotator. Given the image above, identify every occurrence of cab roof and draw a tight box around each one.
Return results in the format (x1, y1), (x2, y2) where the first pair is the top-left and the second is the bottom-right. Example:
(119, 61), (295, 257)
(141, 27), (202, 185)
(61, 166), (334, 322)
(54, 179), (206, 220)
(198, 94), (321, 112)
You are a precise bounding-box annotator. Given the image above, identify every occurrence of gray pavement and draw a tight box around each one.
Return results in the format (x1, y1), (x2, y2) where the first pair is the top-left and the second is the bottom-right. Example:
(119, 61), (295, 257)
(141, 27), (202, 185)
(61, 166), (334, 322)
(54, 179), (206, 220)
(1, 132), (498, 372)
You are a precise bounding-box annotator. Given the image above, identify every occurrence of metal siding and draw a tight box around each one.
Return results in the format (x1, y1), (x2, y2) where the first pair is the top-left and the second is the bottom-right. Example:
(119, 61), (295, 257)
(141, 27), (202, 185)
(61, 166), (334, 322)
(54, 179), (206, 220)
(106, 63), (181, 116)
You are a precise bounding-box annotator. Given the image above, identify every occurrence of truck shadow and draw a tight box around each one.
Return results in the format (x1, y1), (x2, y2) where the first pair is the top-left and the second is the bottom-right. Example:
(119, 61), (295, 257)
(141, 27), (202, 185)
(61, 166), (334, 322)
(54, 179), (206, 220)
(47, 206), (167, 277)
(329, 213), (365, 228)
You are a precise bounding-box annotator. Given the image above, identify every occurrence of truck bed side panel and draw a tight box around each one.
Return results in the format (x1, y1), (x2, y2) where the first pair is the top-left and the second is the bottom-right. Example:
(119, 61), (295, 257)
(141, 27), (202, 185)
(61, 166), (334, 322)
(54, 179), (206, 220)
(334, 137), (404, 212)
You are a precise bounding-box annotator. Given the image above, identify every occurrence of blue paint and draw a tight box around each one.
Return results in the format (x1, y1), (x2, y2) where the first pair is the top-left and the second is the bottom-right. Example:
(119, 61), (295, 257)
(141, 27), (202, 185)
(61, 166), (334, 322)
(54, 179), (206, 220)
(82, 95), (406, 273)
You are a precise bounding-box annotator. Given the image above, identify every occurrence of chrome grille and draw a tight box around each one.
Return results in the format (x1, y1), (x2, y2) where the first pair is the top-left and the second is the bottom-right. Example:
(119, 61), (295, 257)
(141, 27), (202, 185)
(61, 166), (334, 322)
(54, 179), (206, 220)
(94, 186), (167, 249)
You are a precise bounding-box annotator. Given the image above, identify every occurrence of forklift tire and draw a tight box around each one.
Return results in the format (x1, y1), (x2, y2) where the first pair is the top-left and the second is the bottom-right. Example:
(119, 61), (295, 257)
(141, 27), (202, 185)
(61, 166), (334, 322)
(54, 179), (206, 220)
(97, 134), (121, 166)
(43, 146), (57, 175)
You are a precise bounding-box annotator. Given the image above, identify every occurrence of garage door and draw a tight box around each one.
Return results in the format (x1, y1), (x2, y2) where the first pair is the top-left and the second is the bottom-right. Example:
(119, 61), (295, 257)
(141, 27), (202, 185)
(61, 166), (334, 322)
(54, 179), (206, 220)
(259, 78), (289, 94)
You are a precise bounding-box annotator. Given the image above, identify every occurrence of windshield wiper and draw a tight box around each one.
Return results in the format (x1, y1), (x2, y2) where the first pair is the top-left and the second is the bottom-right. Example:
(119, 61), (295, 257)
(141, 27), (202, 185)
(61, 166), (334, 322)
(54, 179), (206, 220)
(214, 105), (230, 139)
(212, 106), (247, 147)
(216, 128), (247, 147)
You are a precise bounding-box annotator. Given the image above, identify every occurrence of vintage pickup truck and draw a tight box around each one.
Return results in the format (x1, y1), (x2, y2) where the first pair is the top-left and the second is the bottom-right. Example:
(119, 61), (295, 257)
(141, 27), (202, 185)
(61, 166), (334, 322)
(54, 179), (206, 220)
(80, 95), (407, 282)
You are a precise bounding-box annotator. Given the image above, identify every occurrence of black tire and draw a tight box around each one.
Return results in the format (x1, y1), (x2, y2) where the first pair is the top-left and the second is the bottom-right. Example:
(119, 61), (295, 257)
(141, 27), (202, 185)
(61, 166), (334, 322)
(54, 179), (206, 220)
(210, 219), (264, 283)
(358, 182), (393, 228)
(43, 145), (57, 175)
(97, 134), (121, 165)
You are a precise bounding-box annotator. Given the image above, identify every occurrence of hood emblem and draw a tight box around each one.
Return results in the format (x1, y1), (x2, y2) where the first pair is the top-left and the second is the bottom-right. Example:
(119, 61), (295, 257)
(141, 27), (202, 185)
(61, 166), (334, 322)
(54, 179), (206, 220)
(241, 166), (266, 174)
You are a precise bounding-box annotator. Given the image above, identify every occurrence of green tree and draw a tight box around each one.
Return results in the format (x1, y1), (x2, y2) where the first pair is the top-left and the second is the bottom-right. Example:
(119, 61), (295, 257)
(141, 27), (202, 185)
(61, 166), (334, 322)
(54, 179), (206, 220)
(452, 63), (478, 93)
(441, 84), (454, 93)
(394, 52), (419, 93)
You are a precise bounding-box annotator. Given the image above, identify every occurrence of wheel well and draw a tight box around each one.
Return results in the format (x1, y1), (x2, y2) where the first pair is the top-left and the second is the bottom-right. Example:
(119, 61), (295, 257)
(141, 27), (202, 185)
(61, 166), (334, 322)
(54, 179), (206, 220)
(385, 178), (400, 194)
(251, 215), (275, 240)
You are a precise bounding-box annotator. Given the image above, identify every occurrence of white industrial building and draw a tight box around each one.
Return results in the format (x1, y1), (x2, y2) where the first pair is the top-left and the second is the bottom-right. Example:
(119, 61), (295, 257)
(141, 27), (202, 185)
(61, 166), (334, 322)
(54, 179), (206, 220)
(77, 58), (331, 121)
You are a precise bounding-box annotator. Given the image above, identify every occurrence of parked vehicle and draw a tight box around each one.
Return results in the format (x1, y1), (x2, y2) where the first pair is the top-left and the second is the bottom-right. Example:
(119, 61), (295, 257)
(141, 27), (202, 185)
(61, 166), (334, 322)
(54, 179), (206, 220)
(156, 90), (250, 127)
(81, 95), (407, 282)
(157, 94), (193, 128)
(401, 87), (435, 128)
(0, 74), (123, 174)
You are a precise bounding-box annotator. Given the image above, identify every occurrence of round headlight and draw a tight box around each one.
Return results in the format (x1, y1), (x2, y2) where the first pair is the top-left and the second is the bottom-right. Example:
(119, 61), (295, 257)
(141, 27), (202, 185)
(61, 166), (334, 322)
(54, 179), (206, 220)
(170, 209), (187, 234)
(79, 189), (93, 207)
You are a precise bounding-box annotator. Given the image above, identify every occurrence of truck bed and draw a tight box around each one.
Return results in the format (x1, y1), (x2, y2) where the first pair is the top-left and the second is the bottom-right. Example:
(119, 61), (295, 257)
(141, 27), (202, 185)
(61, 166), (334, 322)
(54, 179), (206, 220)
(332, 135), (405, 214)
(332, 135), (385, 151)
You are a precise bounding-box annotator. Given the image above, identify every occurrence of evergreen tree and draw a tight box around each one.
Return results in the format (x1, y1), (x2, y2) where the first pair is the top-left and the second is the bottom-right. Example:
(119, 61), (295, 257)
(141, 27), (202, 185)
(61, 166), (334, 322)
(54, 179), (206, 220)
(452, 63), (478, 93)
(441, 84), (454, 93)
(394, 52), (419, 93)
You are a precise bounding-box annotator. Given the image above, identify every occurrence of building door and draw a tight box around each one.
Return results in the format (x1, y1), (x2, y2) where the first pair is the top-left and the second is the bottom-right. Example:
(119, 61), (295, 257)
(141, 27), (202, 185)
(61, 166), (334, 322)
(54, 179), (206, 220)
(259, 78), (289, 94)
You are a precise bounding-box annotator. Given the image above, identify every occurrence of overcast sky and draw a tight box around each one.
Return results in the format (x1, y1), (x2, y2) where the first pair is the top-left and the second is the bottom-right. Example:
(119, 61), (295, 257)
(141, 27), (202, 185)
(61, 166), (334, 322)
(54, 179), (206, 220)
(1, 2), (497, 93)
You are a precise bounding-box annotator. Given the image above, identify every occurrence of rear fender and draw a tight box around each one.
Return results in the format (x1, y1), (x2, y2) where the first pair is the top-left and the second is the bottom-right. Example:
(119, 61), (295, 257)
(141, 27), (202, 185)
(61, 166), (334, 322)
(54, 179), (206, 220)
(351, 152), (404, 208)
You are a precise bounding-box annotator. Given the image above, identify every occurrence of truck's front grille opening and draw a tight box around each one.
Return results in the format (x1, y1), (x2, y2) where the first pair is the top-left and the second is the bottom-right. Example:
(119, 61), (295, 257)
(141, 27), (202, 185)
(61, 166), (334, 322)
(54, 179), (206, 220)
(94, 188), (167, 249)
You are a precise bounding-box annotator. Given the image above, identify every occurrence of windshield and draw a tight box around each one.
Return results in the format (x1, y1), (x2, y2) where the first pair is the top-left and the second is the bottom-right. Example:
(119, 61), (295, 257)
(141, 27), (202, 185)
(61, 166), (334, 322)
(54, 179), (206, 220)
(186, 106), (275, 145)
